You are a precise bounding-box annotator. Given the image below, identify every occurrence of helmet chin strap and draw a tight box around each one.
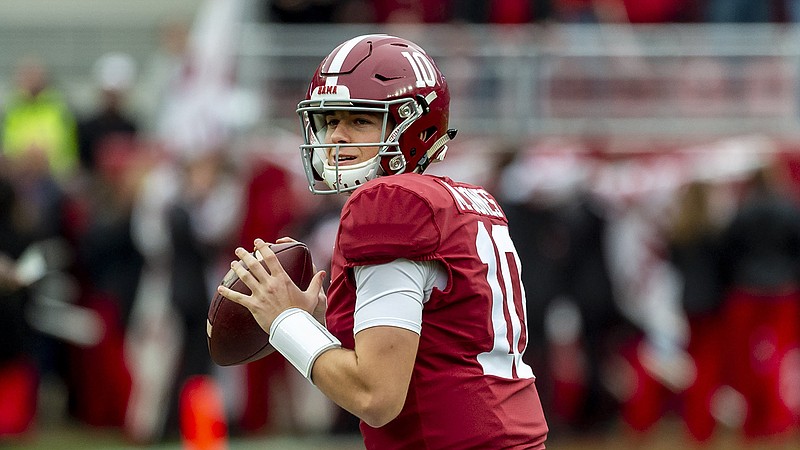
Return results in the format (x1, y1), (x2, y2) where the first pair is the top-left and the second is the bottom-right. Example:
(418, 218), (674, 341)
(415, 128), (458, 174)
(410, 91), (456, 174)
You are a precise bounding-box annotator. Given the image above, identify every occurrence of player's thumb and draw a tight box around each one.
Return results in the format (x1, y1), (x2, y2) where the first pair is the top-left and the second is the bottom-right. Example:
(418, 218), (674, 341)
(307, 270), (326, 294)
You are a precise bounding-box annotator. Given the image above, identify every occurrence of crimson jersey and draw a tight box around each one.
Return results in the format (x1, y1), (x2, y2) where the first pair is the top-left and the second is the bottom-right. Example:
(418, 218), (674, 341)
(326, 173), (548, 449)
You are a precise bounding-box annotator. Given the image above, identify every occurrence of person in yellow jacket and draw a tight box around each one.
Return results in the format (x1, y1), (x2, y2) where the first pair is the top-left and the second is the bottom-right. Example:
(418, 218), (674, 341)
(2, 56), (78, 180)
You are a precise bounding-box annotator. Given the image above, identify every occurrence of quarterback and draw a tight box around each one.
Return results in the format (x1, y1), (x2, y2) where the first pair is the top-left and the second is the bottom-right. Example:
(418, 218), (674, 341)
(219, 34), (548, 449)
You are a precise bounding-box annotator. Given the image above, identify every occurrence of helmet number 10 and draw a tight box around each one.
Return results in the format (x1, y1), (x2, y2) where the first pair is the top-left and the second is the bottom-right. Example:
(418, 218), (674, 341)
(401, 51), (437, 88)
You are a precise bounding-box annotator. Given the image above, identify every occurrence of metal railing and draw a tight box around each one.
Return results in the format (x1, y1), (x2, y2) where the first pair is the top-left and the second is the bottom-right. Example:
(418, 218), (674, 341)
(236, 23), (800, 141)
(1, 22), (799, 142)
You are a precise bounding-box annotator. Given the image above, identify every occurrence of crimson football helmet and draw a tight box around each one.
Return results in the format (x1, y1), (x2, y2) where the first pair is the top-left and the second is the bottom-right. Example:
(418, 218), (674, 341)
(297, 34), (457, 194)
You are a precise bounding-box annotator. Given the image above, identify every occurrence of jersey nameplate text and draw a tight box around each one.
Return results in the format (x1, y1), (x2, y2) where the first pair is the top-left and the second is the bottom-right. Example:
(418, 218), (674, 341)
(438, 179), (505, 219)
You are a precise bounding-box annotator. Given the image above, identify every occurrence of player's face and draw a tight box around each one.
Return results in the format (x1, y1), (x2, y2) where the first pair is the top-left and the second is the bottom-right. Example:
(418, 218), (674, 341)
(322, 110), (385, 166)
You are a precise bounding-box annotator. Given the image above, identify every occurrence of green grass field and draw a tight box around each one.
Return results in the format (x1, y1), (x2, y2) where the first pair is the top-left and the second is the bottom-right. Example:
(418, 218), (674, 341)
(5, 419), (800, 450)
(3, 424), (366, 450)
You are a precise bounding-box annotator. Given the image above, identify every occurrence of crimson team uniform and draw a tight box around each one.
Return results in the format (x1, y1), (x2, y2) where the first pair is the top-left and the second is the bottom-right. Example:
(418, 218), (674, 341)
(325, 173), (548, 449)
(716, 181), (800, 439)
(722, 289), (800, 438)
(287, 33), (548, 448)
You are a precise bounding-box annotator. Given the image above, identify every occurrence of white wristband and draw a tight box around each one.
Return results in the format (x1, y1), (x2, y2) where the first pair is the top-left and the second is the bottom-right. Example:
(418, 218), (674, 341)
(269, 308), (341, 383)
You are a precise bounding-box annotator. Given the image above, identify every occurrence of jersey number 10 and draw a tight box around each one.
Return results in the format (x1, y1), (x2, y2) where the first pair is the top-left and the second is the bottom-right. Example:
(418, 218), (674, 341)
(476, 221), (535, 380)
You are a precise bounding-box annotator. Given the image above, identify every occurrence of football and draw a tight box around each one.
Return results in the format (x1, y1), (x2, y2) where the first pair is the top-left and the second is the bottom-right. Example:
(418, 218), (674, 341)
(207, 241), (314, 366)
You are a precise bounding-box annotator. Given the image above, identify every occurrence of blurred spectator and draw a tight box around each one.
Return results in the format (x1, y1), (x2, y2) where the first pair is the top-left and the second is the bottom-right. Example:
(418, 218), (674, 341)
(71, 50), (143, 330)
(0, 62), (75, 409)
(448, 0), (538, 23)
(54, 52), (144, 431)
(788, 0), (800, 21)
(136, 21), (190, 136)
(235, 159), (308, 435)
(123, 146), (244, 443)
(499, 147), (567, 428)
(718, 162), (800, 440)
(0, 174), (37, 438)
(551, 0), (701, 23)
(65, 141), (142, 429)
(704, 0), (779, 22)
(488, 0), (535, 23)
(550, 0), (625, 23)
(667, 181), (725, 321)
(266, 0), (336, 22)
(664, 181), (725, 442)
(331, 0), (377, 22)
(621, 0), (702, 23)
(1, 58), (73, 243)
(164, 150), (242, 439)
(498, 143), (628, 435)
(449, 0), (493, 22)
(2, 56), (79, 182)
(124, 150), (183, 444)
(73, 51), (143, 329)
(75, 138), (144, 329)
(77, 52), (139, 173)
(373, 0), (450, 23)
(497, 148), (573, 430)
(253, 0), (378, 23)
(559, 184), (627, 433)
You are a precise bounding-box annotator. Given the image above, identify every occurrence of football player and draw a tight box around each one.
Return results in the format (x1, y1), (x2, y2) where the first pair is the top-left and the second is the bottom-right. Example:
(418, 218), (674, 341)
(220, 34), (548, 449)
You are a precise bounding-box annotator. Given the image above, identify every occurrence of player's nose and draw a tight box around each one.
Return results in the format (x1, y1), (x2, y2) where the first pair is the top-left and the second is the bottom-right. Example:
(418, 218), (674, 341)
(329, 123), (351, 144)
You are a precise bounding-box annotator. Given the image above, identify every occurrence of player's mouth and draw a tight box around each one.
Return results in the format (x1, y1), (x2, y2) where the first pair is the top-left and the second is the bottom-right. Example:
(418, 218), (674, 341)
(334, 154), (358, 165)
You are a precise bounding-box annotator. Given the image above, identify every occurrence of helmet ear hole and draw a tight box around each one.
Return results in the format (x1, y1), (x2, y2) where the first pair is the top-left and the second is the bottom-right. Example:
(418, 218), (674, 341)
(420, 126), (437, 143)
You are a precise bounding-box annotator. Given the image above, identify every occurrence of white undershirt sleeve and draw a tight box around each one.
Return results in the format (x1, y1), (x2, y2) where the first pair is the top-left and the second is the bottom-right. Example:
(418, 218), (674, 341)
(352, 258), (447, 335)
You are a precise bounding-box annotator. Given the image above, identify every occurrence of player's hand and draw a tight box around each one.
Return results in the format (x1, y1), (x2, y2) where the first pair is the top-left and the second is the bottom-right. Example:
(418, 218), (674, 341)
(311, 285), (328, 325)
(275, 236), (328, 325)
(218, 238), (326, 333)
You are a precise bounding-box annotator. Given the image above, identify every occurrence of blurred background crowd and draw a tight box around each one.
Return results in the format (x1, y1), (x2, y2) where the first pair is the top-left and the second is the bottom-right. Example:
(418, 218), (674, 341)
(4, 0), (800, 449)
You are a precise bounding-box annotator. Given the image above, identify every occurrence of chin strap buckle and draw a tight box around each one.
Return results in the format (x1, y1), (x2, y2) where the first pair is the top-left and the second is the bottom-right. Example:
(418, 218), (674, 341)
(416, 91), (439, 115)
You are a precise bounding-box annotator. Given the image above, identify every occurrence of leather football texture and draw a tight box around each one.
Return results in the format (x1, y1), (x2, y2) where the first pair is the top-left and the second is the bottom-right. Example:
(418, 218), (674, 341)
(207, 241), (313, 366)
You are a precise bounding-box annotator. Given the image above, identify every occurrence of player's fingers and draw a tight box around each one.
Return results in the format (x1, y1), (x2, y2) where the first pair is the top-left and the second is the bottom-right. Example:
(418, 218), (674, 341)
(274, 237), (318, 271)
(236, 247), (268, 281)
(230, 253), (270, 294)
(254, 239), (286, 279)
(217, 284), (251, 308)
(230, 257), (260, 290)
(233, 247), (253, 269)
(306, 270), (327, 296)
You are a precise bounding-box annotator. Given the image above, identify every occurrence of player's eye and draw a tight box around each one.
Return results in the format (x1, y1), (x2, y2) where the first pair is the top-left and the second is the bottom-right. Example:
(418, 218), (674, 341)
(353, 115), (378, 126)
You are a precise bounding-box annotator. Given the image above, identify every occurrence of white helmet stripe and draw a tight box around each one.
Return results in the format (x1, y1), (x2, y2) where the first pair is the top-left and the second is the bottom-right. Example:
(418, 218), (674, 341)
(325, 34), (385, 86)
